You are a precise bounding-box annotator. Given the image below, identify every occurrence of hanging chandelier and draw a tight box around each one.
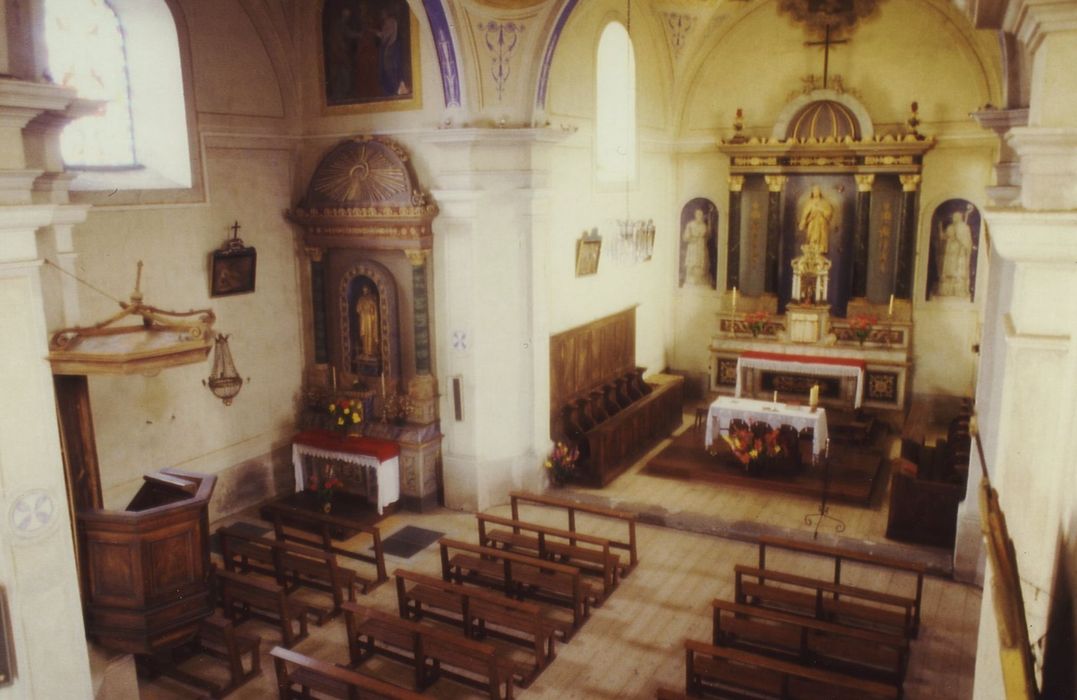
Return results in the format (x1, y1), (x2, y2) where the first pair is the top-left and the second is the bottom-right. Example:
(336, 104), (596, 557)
(204, 334), (244, 405)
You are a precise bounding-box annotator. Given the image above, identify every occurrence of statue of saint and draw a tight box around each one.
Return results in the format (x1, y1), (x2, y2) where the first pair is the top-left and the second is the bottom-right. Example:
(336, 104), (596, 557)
(681, 207), (711, 286)
(356, 286), (379, 360)
(798, 185), (833, 254)
(936, 209), (973, 298)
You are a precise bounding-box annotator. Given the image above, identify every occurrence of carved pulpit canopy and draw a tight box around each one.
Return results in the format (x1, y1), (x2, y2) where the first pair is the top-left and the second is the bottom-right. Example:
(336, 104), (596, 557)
(287, 135), (438, 250)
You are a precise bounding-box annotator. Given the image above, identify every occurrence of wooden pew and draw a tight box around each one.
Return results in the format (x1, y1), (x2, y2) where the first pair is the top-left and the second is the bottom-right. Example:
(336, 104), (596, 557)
(712, 598), (908, 691)
(261, 499), (388, 592)
(216, 569), (310, 648)
(476, 512), (620, 600)
(138, 614), (261, 699)
(439, 538), (596, 629)
(509, 490), (638, 573)
(218, 524), (360, 623)
(756, 535), (926, 637)
(734, 565), (917, 640)
(270, 646), (424, 700)
(343, 602), (520, 699)
(685, 638), (899, 700)
(394, 568), (565, 684)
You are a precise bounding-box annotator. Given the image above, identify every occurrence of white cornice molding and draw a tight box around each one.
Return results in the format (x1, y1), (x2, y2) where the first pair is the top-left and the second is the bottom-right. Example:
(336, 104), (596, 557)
(984, 208), (1077, 263)
(420, 126), (575, 147)
(1010, 0), (1077, 54)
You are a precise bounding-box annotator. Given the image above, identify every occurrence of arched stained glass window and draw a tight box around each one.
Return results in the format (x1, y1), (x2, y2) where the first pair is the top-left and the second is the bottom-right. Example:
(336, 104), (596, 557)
(45, 0), (137, 167)
(596, 21), (636, 183)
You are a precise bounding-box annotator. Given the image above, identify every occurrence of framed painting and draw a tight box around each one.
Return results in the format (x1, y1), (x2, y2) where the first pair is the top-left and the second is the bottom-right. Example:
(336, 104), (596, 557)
(575, 228), (602, 277)
(210, 246), (257, 297)
(321, 0), (422, 113)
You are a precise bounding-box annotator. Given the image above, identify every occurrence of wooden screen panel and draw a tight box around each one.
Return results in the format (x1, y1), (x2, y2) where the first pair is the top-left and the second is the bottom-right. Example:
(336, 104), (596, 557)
(549, 307), (637, 425)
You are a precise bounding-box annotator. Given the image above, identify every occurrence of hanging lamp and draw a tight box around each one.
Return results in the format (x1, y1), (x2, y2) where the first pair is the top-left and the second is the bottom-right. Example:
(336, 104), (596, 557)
(203, 334), (244, 406)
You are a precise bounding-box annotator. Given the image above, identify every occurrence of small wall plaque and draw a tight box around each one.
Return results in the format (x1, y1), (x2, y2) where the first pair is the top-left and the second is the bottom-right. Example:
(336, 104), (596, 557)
(210, 221), (257, 297)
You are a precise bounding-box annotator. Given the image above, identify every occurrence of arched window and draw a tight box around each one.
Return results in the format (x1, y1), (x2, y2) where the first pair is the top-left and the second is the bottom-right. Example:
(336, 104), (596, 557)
(595, 21), (636, 183)
(44, 0), (192, 190)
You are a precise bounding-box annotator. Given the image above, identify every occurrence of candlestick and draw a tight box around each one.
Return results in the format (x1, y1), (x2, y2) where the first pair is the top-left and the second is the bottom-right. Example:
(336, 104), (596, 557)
(732, 287), (738, 316)
(888, 293), (894, 318)
(330, 366), (337, 390)
(381, 372), (386, 397)
(773, 390), (778, 405)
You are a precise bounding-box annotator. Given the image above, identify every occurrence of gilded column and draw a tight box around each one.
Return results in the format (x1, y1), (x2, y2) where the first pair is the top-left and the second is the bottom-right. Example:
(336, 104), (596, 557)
(305, 246), (328, 365)
(763, 175), (787, 294)
(726, 175), (745, 290)
(895, 174), (921, 298)
(852, 174), (875, 298)
(405, 249), (433, 374)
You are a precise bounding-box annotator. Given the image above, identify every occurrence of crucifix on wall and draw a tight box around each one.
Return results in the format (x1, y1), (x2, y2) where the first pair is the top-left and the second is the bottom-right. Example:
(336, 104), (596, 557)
(804, 25), (848, 89)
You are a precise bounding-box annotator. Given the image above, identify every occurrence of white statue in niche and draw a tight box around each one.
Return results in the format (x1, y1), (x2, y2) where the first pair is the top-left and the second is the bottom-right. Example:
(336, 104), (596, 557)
(681, 207), (711, 285)
(936, 207), (974, 298)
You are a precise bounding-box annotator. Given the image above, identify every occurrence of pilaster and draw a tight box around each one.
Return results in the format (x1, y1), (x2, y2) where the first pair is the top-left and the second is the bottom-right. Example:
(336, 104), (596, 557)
(763, 175), (786, 295)
(726, 175), (744, 290)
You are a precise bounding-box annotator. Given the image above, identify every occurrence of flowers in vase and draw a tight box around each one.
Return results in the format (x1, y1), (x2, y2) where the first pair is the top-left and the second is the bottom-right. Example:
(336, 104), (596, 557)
(306, 465), (344, 511)
(848, 314), (878, 344)
(745, 310), (769, 337)
(544, 441), (579, 486)
(723, 424), (785, 473)
(328, 398), (362, 432)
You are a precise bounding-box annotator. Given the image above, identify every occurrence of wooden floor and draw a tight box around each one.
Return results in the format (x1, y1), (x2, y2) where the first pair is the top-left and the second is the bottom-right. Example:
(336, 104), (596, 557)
(139, 400), (981, 699)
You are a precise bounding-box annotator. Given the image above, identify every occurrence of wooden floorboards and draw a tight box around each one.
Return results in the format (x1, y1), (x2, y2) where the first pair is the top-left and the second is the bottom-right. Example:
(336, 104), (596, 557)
(139, 405), (980, 699)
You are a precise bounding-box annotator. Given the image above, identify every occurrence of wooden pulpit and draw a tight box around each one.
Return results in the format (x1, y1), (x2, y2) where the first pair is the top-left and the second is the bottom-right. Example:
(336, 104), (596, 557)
(77, 468), (216, 654)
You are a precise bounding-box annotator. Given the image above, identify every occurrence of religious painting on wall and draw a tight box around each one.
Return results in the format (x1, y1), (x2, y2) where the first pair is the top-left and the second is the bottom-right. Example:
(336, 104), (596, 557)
(575, 228), (602, 277)
(321, 0), (421, 111)
(780, 175), (856, 316)
(679, 198), (718, 288)
(926, 199), (980, 301)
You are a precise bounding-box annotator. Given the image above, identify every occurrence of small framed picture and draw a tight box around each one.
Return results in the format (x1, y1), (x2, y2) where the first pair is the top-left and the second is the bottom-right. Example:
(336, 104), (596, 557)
(210, 245), (257, 297)
(575, 228), (602, 277)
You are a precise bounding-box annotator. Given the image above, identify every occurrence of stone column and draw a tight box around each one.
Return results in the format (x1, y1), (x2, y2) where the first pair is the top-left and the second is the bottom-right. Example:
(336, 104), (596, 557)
(971, 108), (1029, 207)
(894, 174), (920, 299)
(763, 175), (786, 295)
(305, 246), (328, 367)
(0, 78), (95, 698)
(851, 174), (874, 298)
(726, 175), (744, 290)
(424, 128), (564, 511)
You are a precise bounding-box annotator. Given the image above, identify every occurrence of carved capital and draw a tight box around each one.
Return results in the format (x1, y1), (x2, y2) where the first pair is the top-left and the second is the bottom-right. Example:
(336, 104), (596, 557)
(404, 249), (430, 267)
(728, 175), (745, 193)
(304, 246), (324, 262)
(899, 174), (922, 192)
(854, 174), (875, 192)
(764, 175), (787, 193)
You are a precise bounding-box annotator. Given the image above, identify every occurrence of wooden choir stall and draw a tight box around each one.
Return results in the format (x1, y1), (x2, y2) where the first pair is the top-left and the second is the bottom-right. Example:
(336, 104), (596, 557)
(550, 308), (684, 486)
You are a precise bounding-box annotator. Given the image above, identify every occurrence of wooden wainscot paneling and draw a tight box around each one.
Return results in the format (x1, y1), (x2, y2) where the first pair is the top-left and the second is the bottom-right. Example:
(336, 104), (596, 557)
(550, 308), (683, 486)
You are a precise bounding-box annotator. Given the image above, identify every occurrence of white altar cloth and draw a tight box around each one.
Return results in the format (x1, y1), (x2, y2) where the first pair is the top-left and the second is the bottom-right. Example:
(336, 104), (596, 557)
(705, 396), (829, 457)
(734, 351), (865, 409)
(292, 442), (400, 515)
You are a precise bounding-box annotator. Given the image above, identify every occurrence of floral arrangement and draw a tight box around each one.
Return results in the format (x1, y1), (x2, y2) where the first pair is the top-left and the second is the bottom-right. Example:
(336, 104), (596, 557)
(544, 441), (580, 486)
(723, 424), (783, 472)
(745, 310), (769, 337)
(848, 314), (878, 344)
(306, 465), (344, 511)
(382, 391), (414, 424)
(329, 398), (362, 432)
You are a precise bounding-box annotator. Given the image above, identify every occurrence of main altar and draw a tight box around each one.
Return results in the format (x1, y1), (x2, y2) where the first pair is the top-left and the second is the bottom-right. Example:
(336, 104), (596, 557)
(707, 87), (927, 412)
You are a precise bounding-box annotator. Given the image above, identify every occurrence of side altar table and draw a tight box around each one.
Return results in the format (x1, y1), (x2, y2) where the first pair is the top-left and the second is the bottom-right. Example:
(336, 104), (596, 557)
(705, 396), (829, 457)
(292, 429), (400, 514)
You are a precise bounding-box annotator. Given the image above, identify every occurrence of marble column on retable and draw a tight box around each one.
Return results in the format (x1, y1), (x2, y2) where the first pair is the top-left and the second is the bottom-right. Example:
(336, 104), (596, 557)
(851, 174), (874, 298)
(895, 174), (921, 299)
(763, 175), (787, 294)
(726, 175), (745, 290)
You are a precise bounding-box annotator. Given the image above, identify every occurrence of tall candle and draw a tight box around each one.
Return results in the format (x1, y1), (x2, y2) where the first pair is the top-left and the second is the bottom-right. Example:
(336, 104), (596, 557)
(381, 372), (386, 396)
(732, 287), (738, 316)
(809, 384), (819, 409)
(888, 293), (895, 318)
(330, 366), (337, 390)
(773, 390), (778, 404)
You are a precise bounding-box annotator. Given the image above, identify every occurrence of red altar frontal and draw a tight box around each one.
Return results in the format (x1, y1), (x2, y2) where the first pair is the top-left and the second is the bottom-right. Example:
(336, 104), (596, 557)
(292, 429), (401, 514)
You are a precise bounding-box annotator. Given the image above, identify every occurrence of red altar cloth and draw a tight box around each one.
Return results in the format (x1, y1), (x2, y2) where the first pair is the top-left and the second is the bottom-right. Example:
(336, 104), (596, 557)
(740, 350), (866, 371)
(293, 429), (400, 461)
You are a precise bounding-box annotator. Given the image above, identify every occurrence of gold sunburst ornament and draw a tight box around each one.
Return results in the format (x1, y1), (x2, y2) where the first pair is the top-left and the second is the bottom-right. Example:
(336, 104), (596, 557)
(312, 143), (408, 205)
